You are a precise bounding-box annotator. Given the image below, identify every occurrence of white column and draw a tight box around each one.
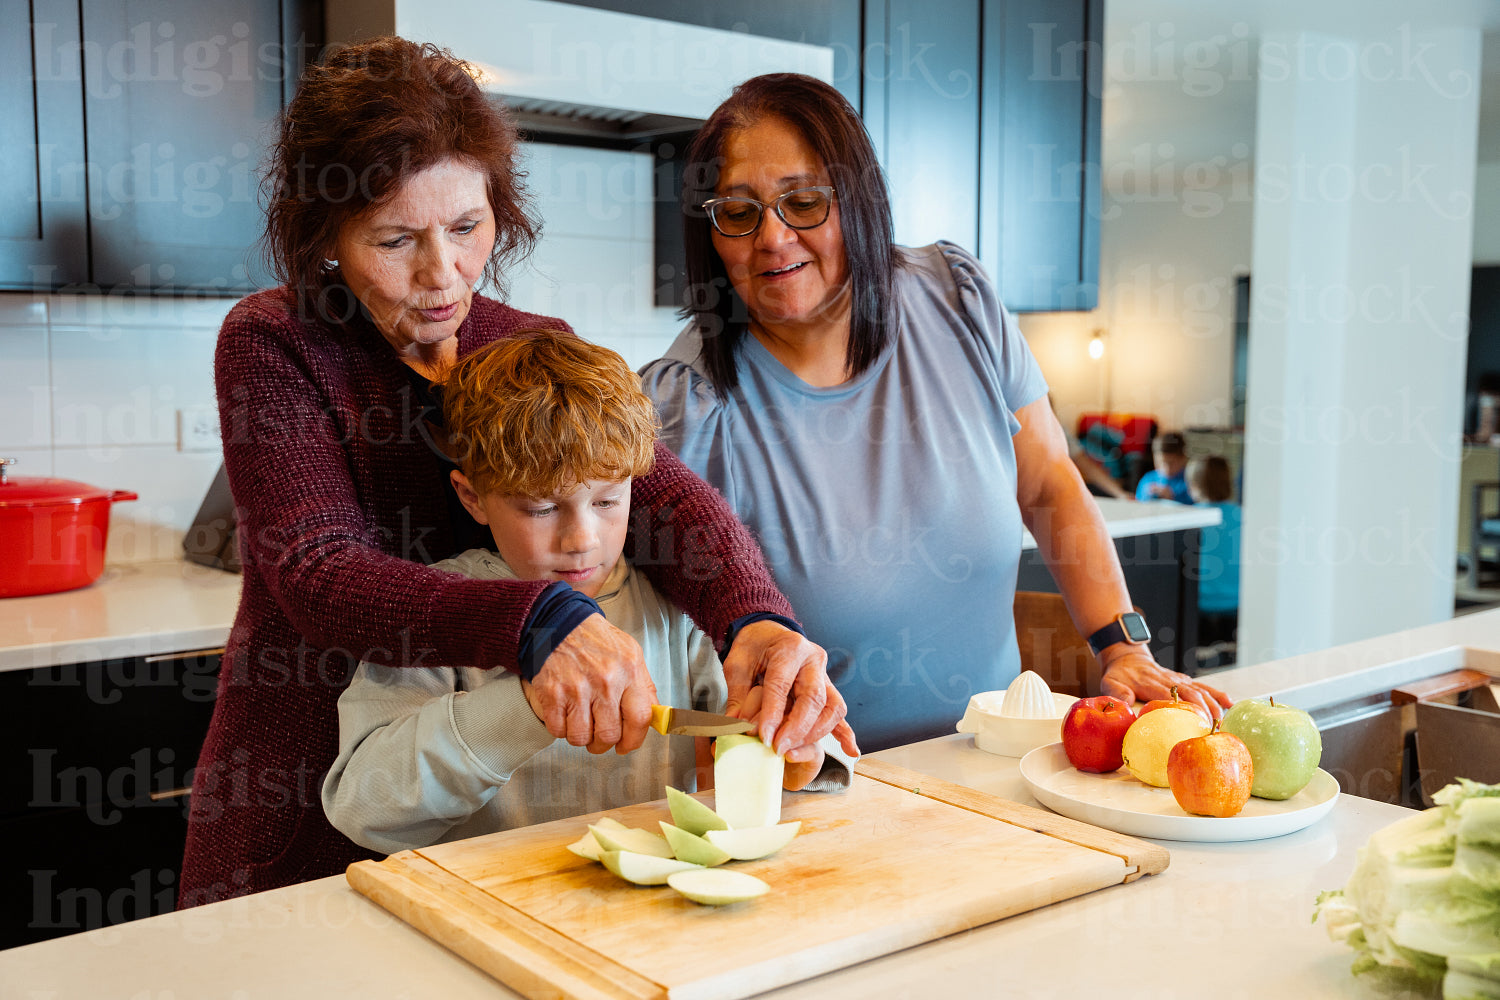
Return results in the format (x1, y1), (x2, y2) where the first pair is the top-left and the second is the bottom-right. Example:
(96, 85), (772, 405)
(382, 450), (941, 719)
(1239, 26), (1481, 664)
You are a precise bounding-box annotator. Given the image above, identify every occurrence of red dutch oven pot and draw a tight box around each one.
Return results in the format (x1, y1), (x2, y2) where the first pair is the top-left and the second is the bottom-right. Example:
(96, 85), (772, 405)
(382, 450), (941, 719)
(0, 457), (139, 598)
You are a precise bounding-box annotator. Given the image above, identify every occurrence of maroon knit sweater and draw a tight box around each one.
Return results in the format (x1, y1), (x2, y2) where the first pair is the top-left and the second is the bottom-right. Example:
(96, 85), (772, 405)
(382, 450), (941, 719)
(178, 288), (793, 906)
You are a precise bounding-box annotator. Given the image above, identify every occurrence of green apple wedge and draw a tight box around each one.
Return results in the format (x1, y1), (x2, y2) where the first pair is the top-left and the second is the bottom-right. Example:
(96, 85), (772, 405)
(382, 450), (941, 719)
(665, 786), (729, 837)
(566, 816), (629, 860)
(659, 822), (732, 867)
(713, 734), (784, 829)
(1219, 697), (1322, 800)
(667, 868), (770, 905)
(705, 822), (801, 861)
(590, 824), (674, 859)
(600, 850), (703, 886)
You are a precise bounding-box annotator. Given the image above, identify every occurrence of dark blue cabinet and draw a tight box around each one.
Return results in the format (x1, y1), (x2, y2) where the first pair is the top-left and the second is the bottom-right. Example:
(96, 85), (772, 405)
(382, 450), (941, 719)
(1, 0), (89, 289)
(864, 0), (1101, 311)
(0, 0), (320, 294)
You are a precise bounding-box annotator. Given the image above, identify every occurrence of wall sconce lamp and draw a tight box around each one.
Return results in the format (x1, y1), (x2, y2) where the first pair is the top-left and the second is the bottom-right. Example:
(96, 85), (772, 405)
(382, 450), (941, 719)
(1088, 329), (1106, 360)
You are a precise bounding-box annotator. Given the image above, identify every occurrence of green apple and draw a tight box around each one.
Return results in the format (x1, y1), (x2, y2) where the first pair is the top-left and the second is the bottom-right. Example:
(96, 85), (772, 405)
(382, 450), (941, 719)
(1219, 697), (1322, 800)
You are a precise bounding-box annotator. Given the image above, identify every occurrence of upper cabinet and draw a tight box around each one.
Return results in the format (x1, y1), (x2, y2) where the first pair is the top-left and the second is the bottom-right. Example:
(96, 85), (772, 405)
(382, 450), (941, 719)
(864, 0), (1101, 312)
(1, 0), (88, 288)
(0, 0), (320, 294)
(616, 0), (1102, 314)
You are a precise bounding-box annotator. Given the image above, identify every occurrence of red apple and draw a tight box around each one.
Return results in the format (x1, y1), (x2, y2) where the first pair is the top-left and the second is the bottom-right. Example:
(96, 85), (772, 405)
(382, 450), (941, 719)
(1139, 686), (1212, 726)
(1061, 696), (1137, 773)
(1166, 727), (1254, 817)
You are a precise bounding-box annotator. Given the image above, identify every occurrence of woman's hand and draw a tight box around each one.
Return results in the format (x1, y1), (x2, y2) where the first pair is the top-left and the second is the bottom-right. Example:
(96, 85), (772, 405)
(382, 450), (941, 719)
(1098, 648), (1232, 720)
(721, 620), (859, 758)
(529, 613), (659, 755)
(738, 685), (828, 791)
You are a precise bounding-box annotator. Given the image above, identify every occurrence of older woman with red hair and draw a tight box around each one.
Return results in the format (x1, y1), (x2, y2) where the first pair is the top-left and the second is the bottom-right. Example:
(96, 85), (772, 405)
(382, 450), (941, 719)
(180, 39), (850, 906)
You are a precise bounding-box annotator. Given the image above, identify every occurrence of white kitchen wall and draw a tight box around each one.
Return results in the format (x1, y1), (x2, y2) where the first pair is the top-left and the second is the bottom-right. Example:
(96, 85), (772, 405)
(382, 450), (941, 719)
(1017, 178), (1255, 437)
(508, 142), (687, 368)
(0, 141), (684, 564)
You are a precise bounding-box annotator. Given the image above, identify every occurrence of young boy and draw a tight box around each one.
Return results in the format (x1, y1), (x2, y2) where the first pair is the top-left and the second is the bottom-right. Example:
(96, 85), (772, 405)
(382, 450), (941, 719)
(322, 331), (849, 855)
(1135, 431), (1193, 504)
(1186, 455), (1241, 650)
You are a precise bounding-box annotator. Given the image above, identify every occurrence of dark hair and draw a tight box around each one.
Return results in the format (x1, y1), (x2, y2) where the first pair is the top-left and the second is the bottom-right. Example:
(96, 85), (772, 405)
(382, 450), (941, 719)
(679, 73), (897, 395)
(1154, 431), (1187, 456)
(1187, 455), (1234, 502)
(262, 37), (540, 318)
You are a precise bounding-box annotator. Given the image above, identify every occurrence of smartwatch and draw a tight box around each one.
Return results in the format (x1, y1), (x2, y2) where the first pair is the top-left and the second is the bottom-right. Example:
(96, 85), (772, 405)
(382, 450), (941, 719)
(1087, 612), (1151, 655)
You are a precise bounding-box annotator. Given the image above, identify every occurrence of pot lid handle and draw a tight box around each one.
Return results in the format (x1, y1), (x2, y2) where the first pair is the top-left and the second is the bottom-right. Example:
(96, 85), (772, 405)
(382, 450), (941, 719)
(0, 457), (14, 484)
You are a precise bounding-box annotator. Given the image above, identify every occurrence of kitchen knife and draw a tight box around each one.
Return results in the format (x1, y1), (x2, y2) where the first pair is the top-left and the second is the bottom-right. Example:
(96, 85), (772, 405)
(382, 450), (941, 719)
(650, 705), (754, 737)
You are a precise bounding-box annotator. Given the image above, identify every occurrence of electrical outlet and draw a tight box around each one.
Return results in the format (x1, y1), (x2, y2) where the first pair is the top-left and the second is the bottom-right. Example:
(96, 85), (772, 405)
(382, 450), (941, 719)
(177, 406), (221, 453)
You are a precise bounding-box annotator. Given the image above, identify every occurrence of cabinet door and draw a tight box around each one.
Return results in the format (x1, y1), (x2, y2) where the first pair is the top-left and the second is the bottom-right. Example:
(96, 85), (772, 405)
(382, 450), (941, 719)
(979, 0), (1101, 312)
(867, 0), (982, 252)
(0, 0), (88, 289)
(79, 0), (285, 292)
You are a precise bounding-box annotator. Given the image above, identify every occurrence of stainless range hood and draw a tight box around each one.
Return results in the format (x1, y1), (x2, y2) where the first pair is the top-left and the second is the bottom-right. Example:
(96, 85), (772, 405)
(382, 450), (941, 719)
(326, 0), (834, 144)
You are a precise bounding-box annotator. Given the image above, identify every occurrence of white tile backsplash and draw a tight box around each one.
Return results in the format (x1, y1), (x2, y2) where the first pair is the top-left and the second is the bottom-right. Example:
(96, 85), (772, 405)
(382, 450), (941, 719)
(520, 143), (654, 242)
(49, 324), (219, 449)
(2, 448), (54, 478)
(0, 298), (47, 326)
(3, 142), (688, 564)
(52, 444), (222, 564)
(0, 325), (52, 448)
(46, 293), (237, 330)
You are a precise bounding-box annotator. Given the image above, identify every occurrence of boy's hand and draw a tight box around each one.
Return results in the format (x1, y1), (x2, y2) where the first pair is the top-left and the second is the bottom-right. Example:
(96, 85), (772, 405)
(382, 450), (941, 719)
(739, 685), (829, 791)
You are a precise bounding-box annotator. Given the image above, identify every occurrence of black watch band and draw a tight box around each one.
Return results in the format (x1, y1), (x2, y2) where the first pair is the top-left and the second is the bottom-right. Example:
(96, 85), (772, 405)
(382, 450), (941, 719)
(1087, 612), (1151, 655)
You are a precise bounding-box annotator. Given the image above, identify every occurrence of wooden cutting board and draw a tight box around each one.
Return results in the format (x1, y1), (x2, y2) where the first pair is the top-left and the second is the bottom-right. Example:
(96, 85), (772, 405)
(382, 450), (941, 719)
(347, 760), (1169, 1000)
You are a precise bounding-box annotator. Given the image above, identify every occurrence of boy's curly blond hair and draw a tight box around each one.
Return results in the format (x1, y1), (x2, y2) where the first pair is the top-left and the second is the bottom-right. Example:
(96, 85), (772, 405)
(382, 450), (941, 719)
(441, 329), (657, 497)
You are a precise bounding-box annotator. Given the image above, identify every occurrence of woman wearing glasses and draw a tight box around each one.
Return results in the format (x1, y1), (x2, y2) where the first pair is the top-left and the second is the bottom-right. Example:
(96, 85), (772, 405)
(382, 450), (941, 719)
(641, 73), (1229, 751)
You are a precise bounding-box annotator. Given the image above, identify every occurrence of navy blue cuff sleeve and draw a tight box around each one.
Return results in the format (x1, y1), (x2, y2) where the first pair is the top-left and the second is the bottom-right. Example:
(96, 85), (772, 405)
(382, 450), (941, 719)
(721, 612), (804, 657)
(517, 581), (603, 682)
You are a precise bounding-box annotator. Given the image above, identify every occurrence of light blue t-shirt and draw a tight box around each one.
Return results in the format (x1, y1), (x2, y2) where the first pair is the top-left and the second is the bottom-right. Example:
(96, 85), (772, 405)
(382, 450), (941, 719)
(640, 242), (1049, 751)
(1196, 501), (1242, 614)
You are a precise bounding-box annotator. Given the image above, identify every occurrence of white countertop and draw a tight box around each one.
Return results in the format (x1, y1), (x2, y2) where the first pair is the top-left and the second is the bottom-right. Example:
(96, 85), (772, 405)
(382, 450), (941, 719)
(0, 733), (1413, 999)
(6, 601), (1497, 995)
(0, 498), (1216, 674)
(0, 560), (241, 673)
(1020, 496), (1220, 549)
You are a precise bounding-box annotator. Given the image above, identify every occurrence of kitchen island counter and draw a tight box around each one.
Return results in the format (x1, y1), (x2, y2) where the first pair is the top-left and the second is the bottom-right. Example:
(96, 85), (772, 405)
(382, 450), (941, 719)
(0, 732), (1421, 999)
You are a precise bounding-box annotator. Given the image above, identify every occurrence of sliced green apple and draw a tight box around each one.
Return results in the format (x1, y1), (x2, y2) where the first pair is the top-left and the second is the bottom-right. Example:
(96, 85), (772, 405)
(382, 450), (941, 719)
(565, 817), (630, 860)
(704, 821), (801, 861)
(665, 786), (729, 836)
(659, 822), (732, 867)
(589, 824), (674, 860)
(713, 734), (784, 830)
(667, 868), (770, 905)
(599, 850), (703, 886)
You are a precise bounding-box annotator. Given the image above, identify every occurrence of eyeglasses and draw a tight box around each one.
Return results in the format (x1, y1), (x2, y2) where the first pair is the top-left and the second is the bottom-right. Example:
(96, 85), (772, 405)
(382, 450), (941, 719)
(700, 186), (835, 238)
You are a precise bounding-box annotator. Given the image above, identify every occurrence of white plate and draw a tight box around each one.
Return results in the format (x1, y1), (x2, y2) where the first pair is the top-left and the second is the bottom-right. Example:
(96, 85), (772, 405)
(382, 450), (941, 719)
(1018, 743), (1340, 843)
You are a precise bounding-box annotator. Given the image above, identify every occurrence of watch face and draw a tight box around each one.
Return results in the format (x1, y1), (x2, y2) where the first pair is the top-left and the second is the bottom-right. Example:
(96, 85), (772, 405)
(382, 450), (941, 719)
(1122, 613), (1151, 643)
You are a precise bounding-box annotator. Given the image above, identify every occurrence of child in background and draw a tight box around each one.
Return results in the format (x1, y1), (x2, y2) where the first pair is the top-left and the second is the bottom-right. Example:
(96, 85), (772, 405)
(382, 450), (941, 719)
(1136, 431), (1193, 503)
(1187, 455), (1241, 649)
(322, 331), (850, 855)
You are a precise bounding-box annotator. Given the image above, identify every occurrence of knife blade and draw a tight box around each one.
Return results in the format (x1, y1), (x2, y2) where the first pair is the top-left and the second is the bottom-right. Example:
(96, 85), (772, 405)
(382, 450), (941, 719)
(650, 705), (754, 737)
